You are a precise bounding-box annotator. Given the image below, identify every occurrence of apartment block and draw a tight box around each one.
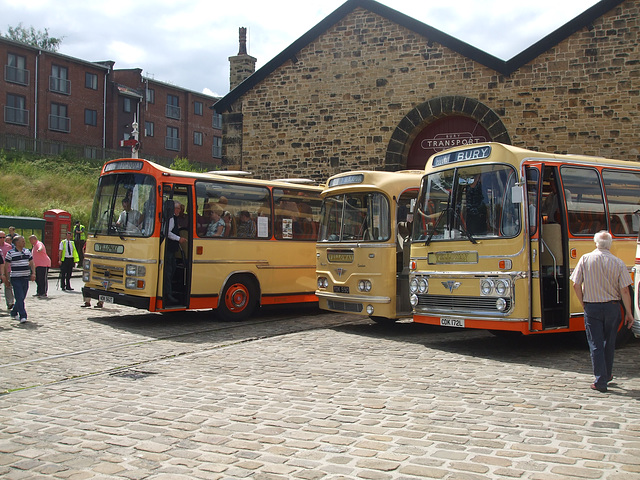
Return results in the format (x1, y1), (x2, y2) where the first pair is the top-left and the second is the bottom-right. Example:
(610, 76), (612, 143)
(0, 37), (222, 165)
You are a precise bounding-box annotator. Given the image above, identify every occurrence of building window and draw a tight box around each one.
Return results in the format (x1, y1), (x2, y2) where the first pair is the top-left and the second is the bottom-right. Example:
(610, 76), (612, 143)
(165, 126), (180, 151)
(85, 72), (98, 90)
(50, 64), (70, 94)
(213, 113), (222, 129)
(194, 131), (203, 146)
(194, 101), (203, 116)
(145, 121), (154, 137)
(146, 88), (155, 104)
(123, 97), (132, 113)
(166, 94), (180, 119)
(49, 103), (70, 132)
(5, 94), (28, 126)
(5, 53), (29, 86)
(84, 109), (97, 126)
(213, 136), (222, 158)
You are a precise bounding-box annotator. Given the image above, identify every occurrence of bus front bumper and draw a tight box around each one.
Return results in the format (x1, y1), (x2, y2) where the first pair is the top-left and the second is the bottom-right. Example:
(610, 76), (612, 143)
(82, 286), (150, 310)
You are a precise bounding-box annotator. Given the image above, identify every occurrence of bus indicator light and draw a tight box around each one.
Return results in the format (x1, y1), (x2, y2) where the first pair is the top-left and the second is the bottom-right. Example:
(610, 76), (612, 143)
(499, 259), (511, 269)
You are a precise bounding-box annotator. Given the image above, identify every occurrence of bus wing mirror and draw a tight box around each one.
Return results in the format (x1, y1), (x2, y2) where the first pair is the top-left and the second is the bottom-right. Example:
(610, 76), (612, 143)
(511, 185), (524, 204)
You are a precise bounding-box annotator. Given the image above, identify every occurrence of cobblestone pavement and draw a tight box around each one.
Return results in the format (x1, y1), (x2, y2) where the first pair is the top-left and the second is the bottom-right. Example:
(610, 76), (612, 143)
(1, 277), (639, 479)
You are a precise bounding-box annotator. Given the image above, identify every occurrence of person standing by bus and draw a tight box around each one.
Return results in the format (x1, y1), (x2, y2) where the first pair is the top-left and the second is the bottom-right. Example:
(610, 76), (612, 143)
(5, 235), (35, 323)
(29, 235), (51, 297)
(59, 231), (79, 291)
(74, 221), (86, 265)
(0, 231), (15, 310)
(570, 230), (634, 393)
(164, 200), (187, 304)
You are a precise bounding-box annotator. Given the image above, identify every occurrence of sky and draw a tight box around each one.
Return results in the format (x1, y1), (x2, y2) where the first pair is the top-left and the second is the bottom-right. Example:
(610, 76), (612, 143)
(1, 0), (600, 98)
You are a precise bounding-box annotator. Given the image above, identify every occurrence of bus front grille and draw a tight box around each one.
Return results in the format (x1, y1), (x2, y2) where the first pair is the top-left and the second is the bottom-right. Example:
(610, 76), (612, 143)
(92, 264), (124, 284)
(416, 294), (511, 313)
(328, 300), (363, 313)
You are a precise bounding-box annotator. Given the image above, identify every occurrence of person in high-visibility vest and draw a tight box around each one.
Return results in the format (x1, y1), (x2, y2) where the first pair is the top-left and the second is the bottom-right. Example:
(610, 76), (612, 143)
(74, 221), (86, 265)
(59, 231), (79, 291)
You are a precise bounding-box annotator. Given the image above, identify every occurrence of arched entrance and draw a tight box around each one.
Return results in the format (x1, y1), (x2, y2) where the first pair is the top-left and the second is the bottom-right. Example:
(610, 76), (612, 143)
(384, 96), (511, 171)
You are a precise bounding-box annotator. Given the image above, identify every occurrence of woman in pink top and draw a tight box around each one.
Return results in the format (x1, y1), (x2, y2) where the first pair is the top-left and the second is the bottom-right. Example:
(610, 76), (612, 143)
(29, 235), (51, 297)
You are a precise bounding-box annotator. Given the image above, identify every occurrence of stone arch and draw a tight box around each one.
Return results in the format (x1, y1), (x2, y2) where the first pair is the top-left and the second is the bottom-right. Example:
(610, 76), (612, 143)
(384, 96), (511, 171)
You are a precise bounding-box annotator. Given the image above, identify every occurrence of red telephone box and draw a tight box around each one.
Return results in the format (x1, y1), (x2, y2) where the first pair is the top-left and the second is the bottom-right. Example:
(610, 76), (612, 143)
(44, 209), (72, 268)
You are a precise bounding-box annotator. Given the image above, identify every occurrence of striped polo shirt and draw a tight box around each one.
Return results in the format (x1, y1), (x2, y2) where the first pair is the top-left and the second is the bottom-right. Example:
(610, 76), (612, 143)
(570, 248), (632, 303)
(5, 247), (33, 278)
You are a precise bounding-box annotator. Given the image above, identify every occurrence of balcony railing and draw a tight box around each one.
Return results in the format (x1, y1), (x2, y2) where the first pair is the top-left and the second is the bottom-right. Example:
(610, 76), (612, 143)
(49, 114), (70, 133)
(4, 106), (29, 126)
(165, 104), (181, 120)
(5, 65), (30, 86)
(165, 136), (181, 151)
(49, 76), (71, 95)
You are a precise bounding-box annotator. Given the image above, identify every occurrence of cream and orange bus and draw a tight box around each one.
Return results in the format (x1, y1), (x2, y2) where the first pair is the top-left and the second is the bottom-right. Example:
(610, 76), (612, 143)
(316, 170), (423, 323)
(81, 158), (322, 320)
(410, 142), (640, 344)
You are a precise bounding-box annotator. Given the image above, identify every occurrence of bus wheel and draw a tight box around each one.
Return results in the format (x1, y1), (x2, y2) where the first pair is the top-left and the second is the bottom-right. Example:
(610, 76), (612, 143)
(218, 277), (257, 322)
(370, 316), (397, 325)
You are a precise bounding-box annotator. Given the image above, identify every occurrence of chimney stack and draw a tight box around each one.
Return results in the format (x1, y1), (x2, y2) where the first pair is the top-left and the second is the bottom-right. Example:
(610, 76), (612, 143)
(229, 27), (256, 90)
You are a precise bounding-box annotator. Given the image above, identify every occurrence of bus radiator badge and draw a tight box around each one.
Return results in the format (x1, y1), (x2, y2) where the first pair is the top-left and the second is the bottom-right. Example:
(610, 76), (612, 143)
(336, 268), (347, 278)
(102, 280), (111, 290)
(442, 281), (461, 293)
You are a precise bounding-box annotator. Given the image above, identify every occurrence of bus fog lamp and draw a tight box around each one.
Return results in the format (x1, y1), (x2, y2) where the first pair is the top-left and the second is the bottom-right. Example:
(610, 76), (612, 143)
(358, 280), (372, 292)
(125, 278), (138, 289)
(410, 294), (418, 307)
(418, 278), (428, 294)
(366, 305), (374, 315)
(496, 298), (507, 311)
(83, 259), (91, 271)
(126, 264), (146, 277)
(409, 278), (419, 294)
(481, 279), (493, 295)
(82, 272), (90, 282)
(317, 277), (328, 289)
(495, 279), (509, 296)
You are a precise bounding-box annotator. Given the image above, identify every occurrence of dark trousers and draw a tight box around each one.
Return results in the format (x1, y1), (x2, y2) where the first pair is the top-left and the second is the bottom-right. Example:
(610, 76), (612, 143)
(35, 266), (49, 296)
(584, 301), (620, 388)
(11, 276), (29, 320)
(60, 258), (74, 289)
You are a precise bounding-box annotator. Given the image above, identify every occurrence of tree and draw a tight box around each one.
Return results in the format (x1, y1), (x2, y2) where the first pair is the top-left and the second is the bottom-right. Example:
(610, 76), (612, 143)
(3, 23), (63, 51)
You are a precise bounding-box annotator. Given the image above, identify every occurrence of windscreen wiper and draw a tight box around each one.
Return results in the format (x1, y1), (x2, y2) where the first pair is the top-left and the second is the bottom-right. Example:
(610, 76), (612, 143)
(425, 207), (448, 246)
(451, 207), (477, 244)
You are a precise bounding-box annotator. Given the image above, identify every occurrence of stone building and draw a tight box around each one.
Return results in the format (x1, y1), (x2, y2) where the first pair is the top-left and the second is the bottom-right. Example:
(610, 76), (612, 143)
(213, 0), (639, 180)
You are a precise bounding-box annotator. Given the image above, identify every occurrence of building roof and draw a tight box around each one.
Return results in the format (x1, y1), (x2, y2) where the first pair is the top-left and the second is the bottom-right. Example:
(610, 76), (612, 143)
(213, 0), (625, 113)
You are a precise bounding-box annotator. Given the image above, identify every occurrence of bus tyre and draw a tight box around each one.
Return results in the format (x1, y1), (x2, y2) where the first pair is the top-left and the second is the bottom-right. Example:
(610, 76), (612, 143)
(218, 277), (257, 322)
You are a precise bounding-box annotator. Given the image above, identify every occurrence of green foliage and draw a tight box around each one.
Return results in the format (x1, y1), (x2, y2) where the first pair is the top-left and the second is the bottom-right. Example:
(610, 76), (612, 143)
(0, 150), (102, 225)
(3, 23), (63, 51)
(169, 157), (208, 173)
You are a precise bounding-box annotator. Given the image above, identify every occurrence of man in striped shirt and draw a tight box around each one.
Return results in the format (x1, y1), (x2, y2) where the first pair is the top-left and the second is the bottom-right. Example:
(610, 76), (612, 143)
(570, 230), (633, 393)
(4, 235), (35, 324)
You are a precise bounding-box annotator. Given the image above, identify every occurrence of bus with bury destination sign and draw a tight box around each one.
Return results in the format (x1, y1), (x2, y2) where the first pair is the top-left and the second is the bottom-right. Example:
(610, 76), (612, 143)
(410, 142), (639, 345)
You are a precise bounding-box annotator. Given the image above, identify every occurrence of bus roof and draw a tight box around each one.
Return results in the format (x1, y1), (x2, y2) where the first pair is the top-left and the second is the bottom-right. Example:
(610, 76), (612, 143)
(323, 170), (423, 197)
(426, 142), (640, 171)
(102, 158), (323, 192)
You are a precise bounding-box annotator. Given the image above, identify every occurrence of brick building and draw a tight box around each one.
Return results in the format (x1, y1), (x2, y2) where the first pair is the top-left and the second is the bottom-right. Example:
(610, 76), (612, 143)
(213, 0), (639, 180)
(1, 37), (222, 165)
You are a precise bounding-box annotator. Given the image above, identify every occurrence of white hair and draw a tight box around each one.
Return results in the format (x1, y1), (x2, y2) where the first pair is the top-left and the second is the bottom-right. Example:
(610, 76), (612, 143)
(594, 230), (612, 249)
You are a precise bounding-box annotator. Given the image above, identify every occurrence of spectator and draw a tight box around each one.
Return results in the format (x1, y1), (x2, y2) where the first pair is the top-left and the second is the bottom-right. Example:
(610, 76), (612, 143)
(59, 231), (79, 291)
(5, 235), (35, 323)
(0, 231), (15, 310)
(29, 235), (51, 297)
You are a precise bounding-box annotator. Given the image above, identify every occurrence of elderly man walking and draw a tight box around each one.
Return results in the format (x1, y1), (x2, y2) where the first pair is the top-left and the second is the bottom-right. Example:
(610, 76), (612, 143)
(570, 230), (634, 393)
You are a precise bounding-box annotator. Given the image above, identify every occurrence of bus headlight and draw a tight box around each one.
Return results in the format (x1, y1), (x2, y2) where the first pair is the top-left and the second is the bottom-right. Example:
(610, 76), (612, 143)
(418, 277), (429, 294)
(409, 278), (419, 294)
(83, 258), (91, 271)
(317, 277), (328, 289)
(496, 298), (507, 311)
(480, 279), (494, 296)
(126, 264), (146, 277)
(495, 279), (509, 296)
(358, 280), (372, 292)
(410, 294), (418, 306)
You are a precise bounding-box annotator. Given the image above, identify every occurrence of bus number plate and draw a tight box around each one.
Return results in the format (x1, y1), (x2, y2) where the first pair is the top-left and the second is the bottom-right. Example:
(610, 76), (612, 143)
(440, 317), (464, 327)
(333, 286), (349, 293)
(99, 295), (114, 304)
